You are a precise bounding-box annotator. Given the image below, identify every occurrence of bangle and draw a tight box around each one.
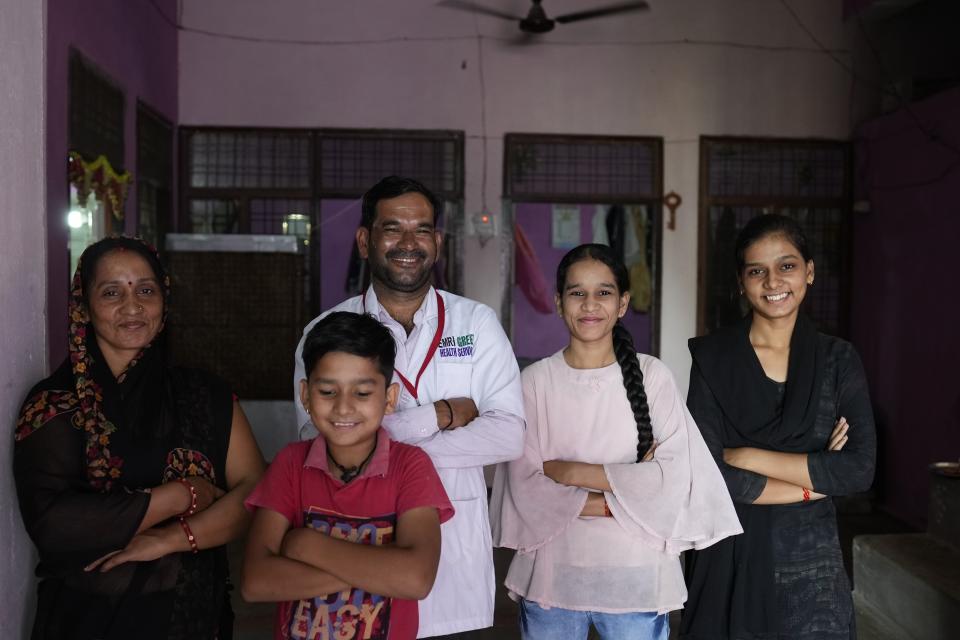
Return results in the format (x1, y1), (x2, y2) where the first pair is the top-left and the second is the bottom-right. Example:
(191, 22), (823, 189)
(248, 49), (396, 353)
(176, 478), (198, 517)
(602, 496), (612, 517)
(178, 517), (199, 554)
(802, 487), (811, 502)
(439, 399), (454, 431)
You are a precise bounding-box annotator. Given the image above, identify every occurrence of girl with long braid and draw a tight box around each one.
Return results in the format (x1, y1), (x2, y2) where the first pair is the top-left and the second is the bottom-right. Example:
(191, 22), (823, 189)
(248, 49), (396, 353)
(492, 244), (741, 640)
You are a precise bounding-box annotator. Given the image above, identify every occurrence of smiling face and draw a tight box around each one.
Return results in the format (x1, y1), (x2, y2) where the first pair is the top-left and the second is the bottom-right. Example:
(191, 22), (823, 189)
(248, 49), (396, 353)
(356, 192), (441, 295)
(300, 350), (399, 464)
(86, 249), (164, 375)
(739, 233), (815, 322)
(557, 259), (629, 347)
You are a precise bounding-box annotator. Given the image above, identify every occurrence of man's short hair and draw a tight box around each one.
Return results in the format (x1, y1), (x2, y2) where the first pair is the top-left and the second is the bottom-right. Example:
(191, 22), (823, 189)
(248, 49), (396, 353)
(301, 312), (396, 384)
(360, 175), (442, 230)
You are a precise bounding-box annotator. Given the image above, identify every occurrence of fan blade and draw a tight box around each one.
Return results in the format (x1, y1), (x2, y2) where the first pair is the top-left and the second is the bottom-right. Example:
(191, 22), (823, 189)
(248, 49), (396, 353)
(436, 1), (523, 22)
(554, 1), (650, 24)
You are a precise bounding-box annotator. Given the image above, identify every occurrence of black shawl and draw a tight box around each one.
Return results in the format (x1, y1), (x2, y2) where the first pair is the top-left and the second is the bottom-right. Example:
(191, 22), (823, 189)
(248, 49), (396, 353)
(680, 313), (823, 639)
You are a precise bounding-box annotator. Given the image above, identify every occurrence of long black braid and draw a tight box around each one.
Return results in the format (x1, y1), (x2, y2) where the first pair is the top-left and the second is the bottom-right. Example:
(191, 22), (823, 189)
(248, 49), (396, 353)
(556, 244), (655, 461)
(612, 322), (655, 461)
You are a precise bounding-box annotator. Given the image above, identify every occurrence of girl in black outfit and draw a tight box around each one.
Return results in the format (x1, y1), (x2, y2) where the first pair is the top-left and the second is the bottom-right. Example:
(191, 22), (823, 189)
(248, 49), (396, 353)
(680, 215), (876, 639)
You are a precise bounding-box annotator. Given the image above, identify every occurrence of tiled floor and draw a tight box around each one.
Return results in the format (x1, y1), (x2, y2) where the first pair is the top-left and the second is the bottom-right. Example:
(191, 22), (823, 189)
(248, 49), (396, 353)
(231, 505), (916, 639)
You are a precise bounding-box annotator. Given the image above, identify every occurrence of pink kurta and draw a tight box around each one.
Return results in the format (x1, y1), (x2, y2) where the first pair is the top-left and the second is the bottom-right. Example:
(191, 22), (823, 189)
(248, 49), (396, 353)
(491, 351), (741, 614)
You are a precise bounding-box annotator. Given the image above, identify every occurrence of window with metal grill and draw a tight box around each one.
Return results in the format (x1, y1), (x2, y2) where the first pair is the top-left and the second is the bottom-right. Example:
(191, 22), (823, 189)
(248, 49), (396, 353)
(180, 127), (464, 232)
(504, 134), (661, 203)
(137, 103), (173, 248)
(187, 130), (312, 190)
(698, 137), (851, 337)
(69, 50), (125, 167)
(316, 129), (463, 198)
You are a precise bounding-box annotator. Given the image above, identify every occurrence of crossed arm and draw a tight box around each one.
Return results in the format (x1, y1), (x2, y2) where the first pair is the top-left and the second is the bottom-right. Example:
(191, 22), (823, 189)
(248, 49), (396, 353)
(687, 357), (866, 506)
(87, 402), (266, 571)
(541, 444), (659, 517)
(722, 418), (848, 504)
(240, 506), (442, 603)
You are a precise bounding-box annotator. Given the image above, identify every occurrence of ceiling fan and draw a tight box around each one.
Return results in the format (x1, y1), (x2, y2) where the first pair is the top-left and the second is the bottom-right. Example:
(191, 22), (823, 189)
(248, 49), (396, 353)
(439, 0), (650, 34)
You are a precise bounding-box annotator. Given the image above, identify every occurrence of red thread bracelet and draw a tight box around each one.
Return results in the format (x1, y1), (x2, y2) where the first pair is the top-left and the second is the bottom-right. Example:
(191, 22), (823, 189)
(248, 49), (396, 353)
(802, 487), (811, 502)
(176, 478), (198, 517)
(179, 517), (199, 554)
(603, 496), (612, 517)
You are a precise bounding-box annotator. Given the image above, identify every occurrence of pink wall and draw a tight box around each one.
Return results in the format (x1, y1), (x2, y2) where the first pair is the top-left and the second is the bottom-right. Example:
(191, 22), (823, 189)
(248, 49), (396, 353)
(513, 203), (653, 360)
(46, 0), (179, 365)
(1, 1), (47, 633)
(850, 88), (960, 527)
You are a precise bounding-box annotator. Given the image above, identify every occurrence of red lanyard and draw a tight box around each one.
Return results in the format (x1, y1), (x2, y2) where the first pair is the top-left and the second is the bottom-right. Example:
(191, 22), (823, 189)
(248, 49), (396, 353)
(362, 289), (445, 404)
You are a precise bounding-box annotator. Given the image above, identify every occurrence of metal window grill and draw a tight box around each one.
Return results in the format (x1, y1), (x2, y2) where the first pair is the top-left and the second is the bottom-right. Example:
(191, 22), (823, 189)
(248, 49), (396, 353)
(317, 131), (463, 198)
(138, 181), (159, 245)
(700, 138), (850, 337)
(69, 51), (124, 166)
(505, 135), (661, 202)
(704, 205), (846, 336)
(187, 130), (312, 189)
(249, 198), (313, 235)
(137, 105), (173, 248)
(707, 141), (846, 199)
(189, 199), (240, 234)
(137, 104), (173, 185)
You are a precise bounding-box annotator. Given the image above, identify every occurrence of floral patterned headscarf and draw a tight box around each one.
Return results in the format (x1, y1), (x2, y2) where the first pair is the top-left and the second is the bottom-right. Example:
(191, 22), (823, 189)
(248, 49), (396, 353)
(68, 236), (171, 490)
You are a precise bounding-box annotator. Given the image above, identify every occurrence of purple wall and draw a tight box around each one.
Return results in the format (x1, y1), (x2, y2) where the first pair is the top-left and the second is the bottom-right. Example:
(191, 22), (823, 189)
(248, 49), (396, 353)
(513, 203), (653, 361)
(850, 88), (960, 527)
(46, 0), (179, 365)
(319, 199), (364, 312)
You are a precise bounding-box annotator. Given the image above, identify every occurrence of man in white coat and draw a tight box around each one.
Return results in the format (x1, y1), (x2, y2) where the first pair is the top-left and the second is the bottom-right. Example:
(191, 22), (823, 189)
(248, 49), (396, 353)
(292, 175), (525, 638)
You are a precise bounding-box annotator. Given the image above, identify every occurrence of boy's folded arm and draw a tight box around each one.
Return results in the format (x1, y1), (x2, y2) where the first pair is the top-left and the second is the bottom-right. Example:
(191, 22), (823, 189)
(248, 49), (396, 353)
(294, 506), (442, 601)
(240, 508), (349, 603)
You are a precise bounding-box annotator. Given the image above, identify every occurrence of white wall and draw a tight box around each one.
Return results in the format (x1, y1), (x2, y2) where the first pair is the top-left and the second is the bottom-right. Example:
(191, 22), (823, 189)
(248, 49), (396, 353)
(0, 0), (47, 635)
(179, 0), (853, 389)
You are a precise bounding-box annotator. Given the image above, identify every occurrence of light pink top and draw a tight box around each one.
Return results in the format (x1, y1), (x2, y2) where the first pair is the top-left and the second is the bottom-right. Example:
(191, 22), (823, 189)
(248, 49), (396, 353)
(491, 351), (742, 614)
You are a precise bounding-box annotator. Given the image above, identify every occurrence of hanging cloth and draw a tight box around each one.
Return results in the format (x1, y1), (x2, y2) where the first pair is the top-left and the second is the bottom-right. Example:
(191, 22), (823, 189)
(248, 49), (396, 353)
(629, 206), (652, 313)
(514, 223), (554, 314)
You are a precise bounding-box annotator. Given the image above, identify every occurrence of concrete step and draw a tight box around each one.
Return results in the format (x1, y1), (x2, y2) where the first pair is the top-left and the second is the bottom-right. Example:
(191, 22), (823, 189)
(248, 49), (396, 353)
(853, 533), (960, 640)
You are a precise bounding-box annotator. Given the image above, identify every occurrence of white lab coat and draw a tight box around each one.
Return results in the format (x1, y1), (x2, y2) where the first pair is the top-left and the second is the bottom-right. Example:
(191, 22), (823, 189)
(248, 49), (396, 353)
(293, 286), (525, 637)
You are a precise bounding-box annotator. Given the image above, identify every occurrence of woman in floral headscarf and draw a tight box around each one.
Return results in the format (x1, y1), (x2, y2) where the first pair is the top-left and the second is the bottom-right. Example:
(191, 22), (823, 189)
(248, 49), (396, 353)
(14, 236), (265, 640)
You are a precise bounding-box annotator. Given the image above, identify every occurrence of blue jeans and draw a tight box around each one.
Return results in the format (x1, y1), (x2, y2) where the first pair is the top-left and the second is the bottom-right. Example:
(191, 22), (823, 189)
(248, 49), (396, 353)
(519, 599), (669, 640)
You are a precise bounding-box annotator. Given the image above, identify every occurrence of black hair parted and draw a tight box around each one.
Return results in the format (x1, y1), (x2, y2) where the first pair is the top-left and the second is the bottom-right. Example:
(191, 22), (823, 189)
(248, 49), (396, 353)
(79, 236), (167, 307)
(360, 175), (442, 230)
(301, 312), (396, 385)
(734, 213), (812, 274)
(555, 243), (654, 461)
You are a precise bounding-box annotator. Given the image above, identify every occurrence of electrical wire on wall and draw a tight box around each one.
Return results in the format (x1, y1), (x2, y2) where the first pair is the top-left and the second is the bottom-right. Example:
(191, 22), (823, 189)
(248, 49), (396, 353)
(779, 0), (960, 191)
(152, 0), (850, 54)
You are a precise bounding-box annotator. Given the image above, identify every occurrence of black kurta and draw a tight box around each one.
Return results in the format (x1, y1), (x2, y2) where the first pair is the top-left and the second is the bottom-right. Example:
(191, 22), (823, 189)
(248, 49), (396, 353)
(14, 362), (234, 640)
(681, 326), (876, 639)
